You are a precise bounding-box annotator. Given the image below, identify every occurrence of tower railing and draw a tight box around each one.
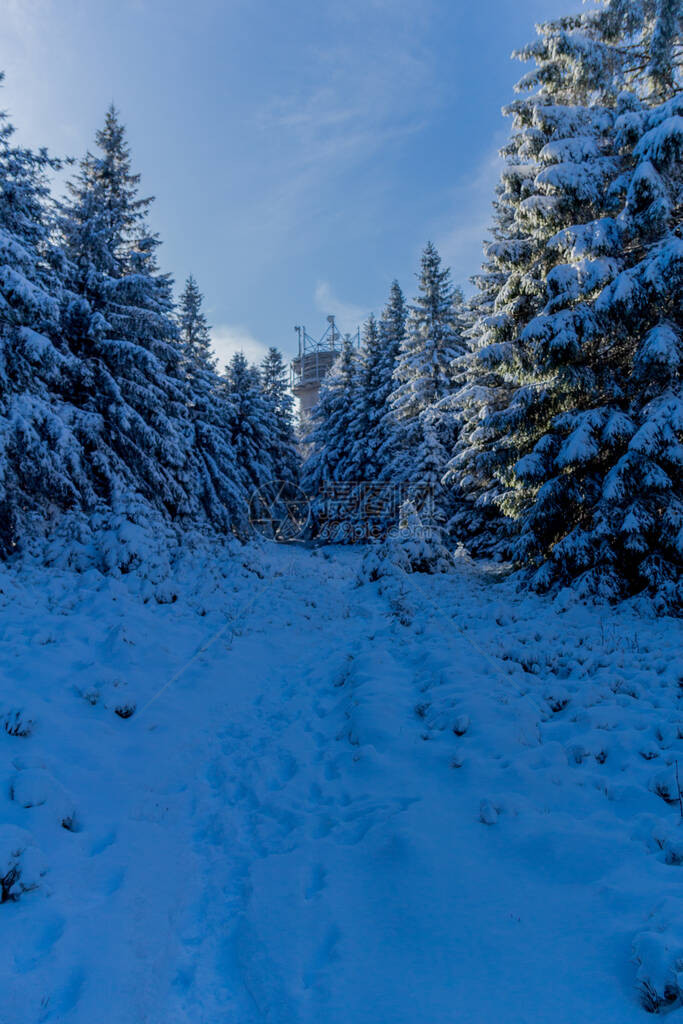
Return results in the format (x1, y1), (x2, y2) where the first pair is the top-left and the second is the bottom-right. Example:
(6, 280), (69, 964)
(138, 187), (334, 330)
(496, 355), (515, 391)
(290, 316), (360, 390)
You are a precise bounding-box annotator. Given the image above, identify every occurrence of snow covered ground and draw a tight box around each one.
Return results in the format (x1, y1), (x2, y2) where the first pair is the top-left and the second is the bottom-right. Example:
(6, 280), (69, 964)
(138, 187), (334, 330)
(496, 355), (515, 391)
(0, 539), (681, 1022)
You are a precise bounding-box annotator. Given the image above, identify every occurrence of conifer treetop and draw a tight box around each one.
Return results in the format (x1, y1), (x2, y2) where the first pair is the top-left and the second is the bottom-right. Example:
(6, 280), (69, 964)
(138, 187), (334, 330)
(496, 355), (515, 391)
(178, 274), (216, 371)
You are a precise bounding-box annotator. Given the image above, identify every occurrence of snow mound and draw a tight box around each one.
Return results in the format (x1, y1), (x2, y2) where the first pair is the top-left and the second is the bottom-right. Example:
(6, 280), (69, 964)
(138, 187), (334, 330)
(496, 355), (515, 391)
(358, 529), (452, 583)
(0, 825), (47, 903)
(10, 769), (78, 831)
(633, 925), (683, 1013)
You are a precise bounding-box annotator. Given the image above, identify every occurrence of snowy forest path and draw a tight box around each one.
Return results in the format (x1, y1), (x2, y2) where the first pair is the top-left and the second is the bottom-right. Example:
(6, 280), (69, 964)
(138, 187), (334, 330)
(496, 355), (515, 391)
(158, 547), (657, 1024)
(0, 544), (677, 1023)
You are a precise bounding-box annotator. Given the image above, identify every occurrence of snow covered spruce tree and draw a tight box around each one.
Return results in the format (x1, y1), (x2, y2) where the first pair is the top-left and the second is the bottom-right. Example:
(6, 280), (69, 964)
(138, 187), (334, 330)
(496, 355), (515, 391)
(178, 274), (215, 374)
(389, 243), (467, 529)
(343, 315), (383, 481)
(447, 13), (631, 559)
(444, 184), (521, 555)
(450, 0), (682, 606)
(223, 351), (276, 502)
(176, 275), (245, 531)
(588, 81), (683, 605)
(0, 79), (92, 553)
(374, 280), (408, 481)
(343, 301), (412, 538)
(260, 346), (299, 490)
(333, 316), (389, 539)
(349, 283), (409, 489)
(59, 106), (198, 526)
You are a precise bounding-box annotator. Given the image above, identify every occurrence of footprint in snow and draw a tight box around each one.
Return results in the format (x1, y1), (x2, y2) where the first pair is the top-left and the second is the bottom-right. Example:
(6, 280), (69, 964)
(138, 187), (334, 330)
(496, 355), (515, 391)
(480, 799), (499, 825)
(105, 866), (126, 894)
(305, 862), (326, 900)
(13, 912), (66, 973)
(89, 828), (117, 856)
(303, 924), (341, 990)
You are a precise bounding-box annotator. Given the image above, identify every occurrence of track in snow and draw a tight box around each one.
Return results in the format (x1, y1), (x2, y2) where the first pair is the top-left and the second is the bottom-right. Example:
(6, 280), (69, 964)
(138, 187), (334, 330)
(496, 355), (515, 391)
(0, 544), (679, 1022)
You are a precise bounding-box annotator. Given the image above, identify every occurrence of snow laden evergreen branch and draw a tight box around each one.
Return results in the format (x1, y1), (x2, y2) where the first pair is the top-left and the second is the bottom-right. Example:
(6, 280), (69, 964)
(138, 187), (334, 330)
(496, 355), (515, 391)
(447, 0), (683, 608)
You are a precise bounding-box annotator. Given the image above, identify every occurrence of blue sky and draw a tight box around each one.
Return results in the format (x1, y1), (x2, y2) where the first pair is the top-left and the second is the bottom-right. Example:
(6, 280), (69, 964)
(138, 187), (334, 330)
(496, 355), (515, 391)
(2, 0), (582, 367)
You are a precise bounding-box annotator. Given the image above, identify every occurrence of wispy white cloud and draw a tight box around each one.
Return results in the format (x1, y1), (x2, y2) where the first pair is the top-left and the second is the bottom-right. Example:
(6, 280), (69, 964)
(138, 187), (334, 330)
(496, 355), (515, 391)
(1, 1), (50, 95)
(0, 1), (85, 158)
(314, 282), (368, 335)
(245, 2), (440, 251)
(210, 324), (271, 370)
(436, 143), (505, 291)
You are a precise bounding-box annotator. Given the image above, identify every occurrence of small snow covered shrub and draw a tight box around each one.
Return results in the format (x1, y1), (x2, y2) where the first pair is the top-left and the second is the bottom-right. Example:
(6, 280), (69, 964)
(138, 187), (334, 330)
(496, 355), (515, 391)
(544, 686), (570, 713)
(0, 826), (46, 903)
(358, 543), (400, 584)
(114, 704), (136, 719)
(652, 823), (683, 867)
(39, 513), (100, 573)
(2, 709), (33, 738)
(633, 928), (683, 1013)
(392, 528), (452, 576)
(453, 714), (470, 736)
(31, 502), (177, 582)
(649, 767), (681, 806)
(96, 507), (175, 579)
(360, 505), (453, 582)
(356, 547), (415, 624)
(10, 769), (77, 831)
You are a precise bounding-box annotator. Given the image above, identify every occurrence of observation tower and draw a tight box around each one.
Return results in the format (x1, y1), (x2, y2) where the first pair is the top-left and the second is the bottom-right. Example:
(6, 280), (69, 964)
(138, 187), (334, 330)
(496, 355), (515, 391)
(290, 315), (359, 419)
